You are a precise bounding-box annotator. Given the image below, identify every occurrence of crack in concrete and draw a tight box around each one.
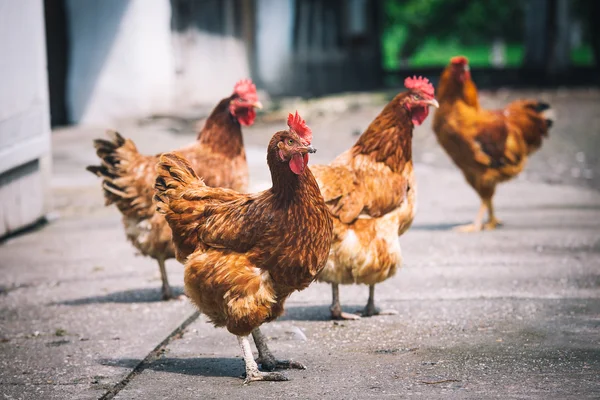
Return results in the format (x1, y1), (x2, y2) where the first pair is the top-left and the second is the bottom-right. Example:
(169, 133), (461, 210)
(98, 311), (200, 400)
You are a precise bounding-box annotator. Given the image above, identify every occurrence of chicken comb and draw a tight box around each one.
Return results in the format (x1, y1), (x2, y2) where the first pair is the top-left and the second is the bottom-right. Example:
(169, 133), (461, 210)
(451, 56), (469, 66)
(287, 111), (312, 145)
(233, 78), (258, 102)
(404, 76), (434, 98)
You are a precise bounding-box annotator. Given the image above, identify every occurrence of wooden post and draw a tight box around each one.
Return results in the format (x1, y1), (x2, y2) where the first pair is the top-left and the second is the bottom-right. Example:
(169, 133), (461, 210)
(523, 0), (549, 69)
(241, 0), (257, 82)
(548, 0), (571, 76)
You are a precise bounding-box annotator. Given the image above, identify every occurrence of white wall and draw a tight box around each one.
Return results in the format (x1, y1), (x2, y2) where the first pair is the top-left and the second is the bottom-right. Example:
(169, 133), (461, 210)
(0, 0), (51, 236)
(66, 0), (174, 125)
(172, 30), (251, 108)
(255, 0), (295, 95)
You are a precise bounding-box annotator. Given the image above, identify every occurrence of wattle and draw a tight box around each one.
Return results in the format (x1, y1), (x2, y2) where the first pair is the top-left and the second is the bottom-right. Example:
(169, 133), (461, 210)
(289, 153), (307, 175)
(236, 108), (256, 126)
(411, 106), (429, 126)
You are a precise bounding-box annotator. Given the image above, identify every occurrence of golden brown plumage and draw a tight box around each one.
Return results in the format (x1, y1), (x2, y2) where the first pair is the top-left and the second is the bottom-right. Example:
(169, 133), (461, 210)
(154, 113), (332, 383)
(312, 77), (439, 320)
(433, 56), (553, 231)
(86, 80), (261, 299)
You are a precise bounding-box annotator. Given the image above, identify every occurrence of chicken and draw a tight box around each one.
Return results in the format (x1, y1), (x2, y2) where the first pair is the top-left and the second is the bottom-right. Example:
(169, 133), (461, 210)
(153, 112), (333, 383)
(311, 77), (439, 320)
(433, 56), (553, 232)
(86, 79), (262, 300)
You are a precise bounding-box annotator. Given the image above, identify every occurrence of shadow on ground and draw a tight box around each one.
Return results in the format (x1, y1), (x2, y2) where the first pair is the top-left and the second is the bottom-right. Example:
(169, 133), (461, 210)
(410, 222), (461, 231)
(279, 305), (365, 321)
(100, 357), (243, 378)
(53, 287), (185, 305)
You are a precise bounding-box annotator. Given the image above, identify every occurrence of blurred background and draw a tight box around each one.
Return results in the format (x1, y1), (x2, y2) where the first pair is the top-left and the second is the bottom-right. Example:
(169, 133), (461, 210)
(0, 0), (599, 236)
(41, 0), (599, 126)
(1, 4), (600, 396)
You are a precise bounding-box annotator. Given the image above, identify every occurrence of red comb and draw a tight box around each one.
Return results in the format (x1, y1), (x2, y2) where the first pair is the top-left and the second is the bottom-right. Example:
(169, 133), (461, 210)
(451, 56), (469, 66)
(233, 79), (258, 102)
(287, 111), (312, 145)
(404, 76), (434, 98)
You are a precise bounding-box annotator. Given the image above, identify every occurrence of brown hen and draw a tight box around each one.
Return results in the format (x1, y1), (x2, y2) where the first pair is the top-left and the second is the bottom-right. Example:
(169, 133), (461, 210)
(154, 112), (332, 383)
(86, 79), (261, 299)
(311, 77), (439, 320)
(433, 56), (553, 231)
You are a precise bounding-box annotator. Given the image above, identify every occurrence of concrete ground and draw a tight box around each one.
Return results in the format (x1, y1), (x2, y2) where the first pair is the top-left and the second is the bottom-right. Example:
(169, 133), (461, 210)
(1, 88), (599, 399)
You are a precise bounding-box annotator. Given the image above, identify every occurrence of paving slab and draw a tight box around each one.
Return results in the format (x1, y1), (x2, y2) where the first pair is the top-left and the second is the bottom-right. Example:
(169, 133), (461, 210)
(109, 165), (600, 400)
(1, 88), (599, 399)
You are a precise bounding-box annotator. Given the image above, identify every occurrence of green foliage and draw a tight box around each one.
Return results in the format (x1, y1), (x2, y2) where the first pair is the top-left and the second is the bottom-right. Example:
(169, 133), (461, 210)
(384, 0), (524, 63)
(410, 41), (523, 68)
(571, 45), (594, 66)
(382, 0), (596, 69)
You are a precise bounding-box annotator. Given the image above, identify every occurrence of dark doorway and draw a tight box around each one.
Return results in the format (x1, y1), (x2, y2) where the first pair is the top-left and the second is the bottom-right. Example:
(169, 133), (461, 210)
(44, 0), (69, 127)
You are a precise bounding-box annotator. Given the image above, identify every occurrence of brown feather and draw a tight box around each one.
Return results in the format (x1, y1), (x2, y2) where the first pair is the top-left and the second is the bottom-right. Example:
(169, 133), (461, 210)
(154, 130), (333, 336)
(312, 90), (418, 287)
(86, 95), (250, 262)
(433, 62), (552, 199)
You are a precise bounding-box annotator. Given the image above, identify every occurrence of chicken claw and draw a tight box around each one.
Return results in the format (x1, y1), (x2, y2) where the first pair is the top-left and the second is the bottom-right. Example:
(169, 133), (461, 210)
(360, 284), (398, 317)
(331, 310), (362, 320)
(243, 370), (289, 385)
(453, 223), (482, 233)
(330, 283), (361, 320)
(483, 218), (502, 230)
(239, 335), (289, 384)
(252, 328), (306, 372)
(257, 357), (306, 371)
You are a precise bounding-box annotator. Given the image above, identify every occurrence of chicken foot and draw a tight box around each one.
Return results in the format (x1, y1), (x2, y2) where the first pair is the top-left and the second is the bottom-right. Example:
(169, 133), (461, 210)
(482, 198), (502, 230)
(157, 258), (174, 300)
(252, 328), (306, 371)
(360, 284), (398, 317)
(238, 335), (288, 384)
(454, 198), (502, 232)
(330, 283), (361, 320)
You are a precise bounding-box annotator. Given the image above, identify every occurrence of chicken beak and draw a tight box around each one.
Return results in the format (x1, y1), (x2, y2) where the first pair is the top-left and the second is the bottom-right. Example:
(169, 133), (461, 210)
(299, 145), (317, 154)
(427, 98), (440, 108)
(252, 101), (263, 110)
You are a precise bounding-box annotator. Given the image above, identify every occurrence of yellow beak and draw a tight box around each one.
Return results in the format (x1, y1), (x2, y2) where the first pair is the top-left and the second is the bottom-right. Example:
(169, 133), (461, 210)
(427, 98), (440, 108)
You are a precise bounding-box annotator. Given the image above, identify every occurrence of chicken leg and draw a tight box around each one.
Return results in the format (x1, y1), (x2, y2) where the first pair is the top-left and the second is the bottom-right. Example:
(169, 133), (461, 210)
(482, 198), (502, 230)
(361, 284), (398, 317)
(238, 335), (288, 384)
(454, 202), (487, 232)
(330, 283), (361, 320)
(157, 258), (173, 300)
(455, 197), (502, 232)
(252, 327), (306, 371)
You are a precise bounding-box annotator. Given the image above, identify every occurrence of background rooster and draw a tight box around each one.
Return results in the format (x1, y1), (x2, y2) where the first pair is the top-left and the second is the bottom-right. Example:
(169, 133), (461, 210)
(311, 77), (438, 320)
(433, 56), (554, 231)
(86, 79), (262, 299)
(154, 112), (333, 383)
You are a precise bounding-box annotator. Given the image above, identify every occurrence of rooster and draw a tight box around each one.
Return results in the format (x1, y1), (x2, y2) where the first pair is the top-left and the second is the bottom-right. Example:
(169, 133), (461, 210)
(86, 79), (262, 299)
(433, 56), (553, 231)
(154, 112), (333, 383)
(311, 77), (439, 320)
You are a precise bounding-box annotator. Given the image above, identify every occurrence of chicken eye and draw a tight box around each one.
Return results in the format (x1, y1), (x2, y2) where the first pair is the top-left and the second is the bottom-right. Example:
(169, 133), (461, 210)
(414, 94), (422, 101)
(288, 139), (294, 145)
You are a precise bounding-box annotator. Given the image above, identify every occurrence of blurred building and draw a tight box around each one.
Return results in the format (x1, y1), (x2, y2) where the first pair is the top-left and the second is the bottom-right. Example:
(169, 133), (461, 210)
(44, 0), (383, 126)
(0, 1), (51, 237)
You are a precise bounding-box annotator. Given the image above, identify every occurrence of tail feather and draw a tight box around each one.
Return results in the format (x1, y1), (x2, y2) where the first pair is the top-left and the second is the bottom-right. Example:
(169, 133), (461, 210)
(87, 130), (155, 217)
(154, 153), (208, 260)
(506, 100), (554, 154)
(528, 102), (550, 113)
(540, 107), (555, 129)
(154, 153), (204, 215)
